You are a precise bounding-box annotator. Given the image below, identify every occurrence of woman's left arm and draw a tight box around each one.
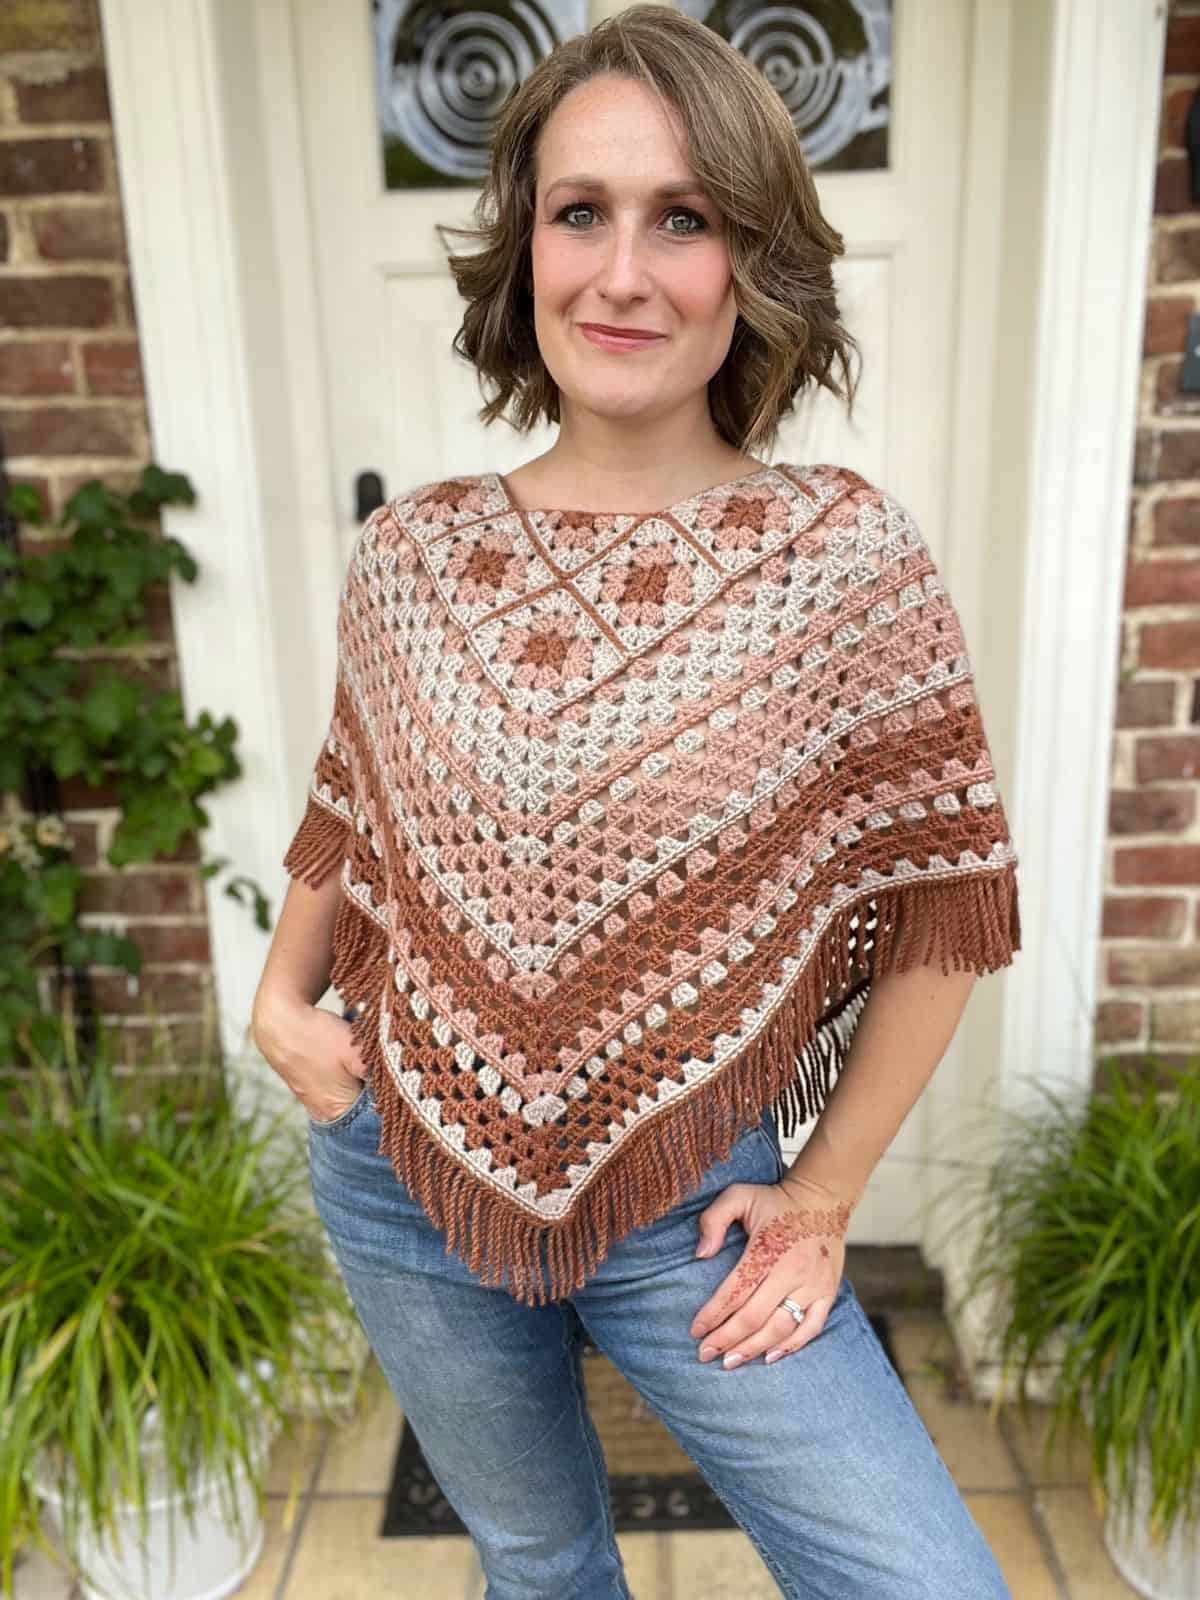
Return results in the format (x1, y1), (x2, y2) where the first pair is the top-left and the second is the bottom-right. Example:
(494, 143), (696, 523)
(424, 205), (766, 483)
(686, 956), (980, 1367)
(778, 960), (979, 1211)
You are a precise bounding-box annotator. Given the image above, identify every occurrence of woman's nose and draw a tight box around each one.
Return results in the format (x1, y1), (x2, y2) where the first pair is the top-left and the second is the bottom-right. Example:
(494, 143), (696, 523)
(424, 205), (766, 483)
(593, 225), (654, 299)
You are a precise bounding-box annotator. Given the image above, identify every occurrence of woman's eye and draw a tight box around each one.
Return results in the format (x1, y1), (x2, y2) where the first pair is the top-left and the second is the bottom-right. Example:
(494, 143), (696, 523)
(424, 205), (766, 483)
(556, 202), (596, 227)
(552, 203), (707, 235)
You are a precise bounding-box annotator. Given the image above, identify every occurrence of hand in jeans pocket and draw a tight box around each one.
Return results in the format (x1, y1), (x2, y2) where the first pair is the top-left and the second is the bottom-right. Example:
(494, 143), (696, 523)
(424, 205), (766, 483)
(251, 995), (369, 1124)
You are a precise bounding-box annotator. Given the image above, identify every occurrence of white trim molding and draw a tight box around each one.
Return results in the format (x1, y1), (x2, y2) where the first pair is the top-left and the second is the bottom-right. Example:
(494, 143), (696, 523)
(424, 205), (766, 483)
(97, 0), (344, 1064)
(942, 0), (1166, 1389)
(1003, 0), (1164, 1113)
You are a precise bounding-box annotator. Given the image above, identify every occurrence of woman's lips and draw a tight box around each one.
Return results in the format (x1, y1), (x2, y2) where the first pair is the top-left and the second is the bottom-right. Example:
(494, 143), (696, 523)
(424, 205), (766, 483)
(578, 324), (666, 353)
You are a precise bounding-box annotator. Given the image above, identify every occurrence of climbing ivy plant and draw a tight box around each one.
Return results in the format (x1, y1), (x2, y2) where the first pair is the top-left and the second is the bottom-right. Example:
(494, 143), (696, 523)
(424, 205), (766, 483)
(1, 466), (269, 1066)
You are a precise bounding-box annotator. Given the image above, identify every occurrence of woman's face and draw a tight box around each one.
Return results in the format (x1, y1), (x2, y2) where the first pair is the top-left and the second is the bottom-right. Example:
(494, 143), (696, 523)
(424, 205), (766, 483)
(529, 74), (738, 429)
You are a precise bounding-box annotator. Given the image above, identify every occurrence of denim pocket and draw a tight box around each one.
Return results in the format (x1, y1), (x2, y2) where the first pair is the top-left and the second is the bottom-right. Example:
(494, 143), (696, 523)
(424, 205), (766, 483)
(307, 1077), (373, 1135)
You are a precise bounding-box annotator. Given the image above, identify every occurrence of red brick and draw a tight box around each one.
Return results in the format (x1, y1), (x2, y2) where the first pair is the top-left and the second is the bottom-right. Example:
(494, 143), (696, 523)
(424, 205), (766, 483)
(1110, 787), (1195, 834)
(1107, 945), (1200, 985)
(144, 585), (177, 643)
(82, 338), (141, 397)
(63, 818), (99, 866)
(1095, 1001), (1144, 1043)
(1113, 843), (1200, 886)
(1114, 679), (1175, 727)
(0, 2), (96, 54)
(1125, 556), (1200, 606)
(0, 339), (74, 396)
(75, 651), (173, 698)
(1162, 84), (1196, 150)
(1153, 496), (1200, 547)
(19, 534), (75, 561)
(1136, 734), (1200, 780)
(157, 829), (202, 865)
(1159, 225), (1200, 284)
(1140, 621), (1200, 671)
(1165, 14), (1200, 73)
(1144, 295), (1194, 357)
(54, 467), (141, 512)
(0, 274), (115, 329)
(0, 137), (102, 196)
(1155, 357), (1190, 412)
(125, 924), (212, 963)
(1159, 428), (1200, 479)
(33, 204), (124, 262)
(1156, 154), (1192, 215)
(1102, 894), (1187, 939)
(13, 65), (109, 124)
(1150, 998), (1200, 1044)
(92, 970), (212, 1016)
(104, 1021), (224, 1072)
(0, 403), (137, 457)
(55, 774), (121, 808)
(78, 872), (198, 917)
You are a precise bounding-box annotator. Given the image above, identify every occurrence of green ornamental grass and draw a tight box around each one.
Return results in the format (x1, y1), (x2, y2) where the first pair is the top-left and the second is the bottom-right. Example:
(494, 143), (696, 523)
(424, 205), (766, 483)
(0, 1014), (364, 1596)
(961, 1060), (1200, 1541)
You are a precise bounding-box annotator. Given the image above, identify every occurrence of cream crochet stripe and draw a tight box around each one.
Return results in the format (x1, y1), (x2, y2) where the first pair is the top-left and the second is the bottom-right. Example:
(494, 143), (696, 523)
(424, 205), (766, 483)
(283, 461), (1022, 1305)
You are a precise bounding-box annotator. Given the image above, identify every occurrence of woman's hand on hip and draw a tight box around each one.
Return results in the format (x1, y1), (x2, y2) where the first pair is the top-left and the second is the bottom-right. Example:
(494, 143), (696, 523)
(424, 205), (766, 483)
(251, 990), (368, 1123)
(688, 1173), (853, 1369)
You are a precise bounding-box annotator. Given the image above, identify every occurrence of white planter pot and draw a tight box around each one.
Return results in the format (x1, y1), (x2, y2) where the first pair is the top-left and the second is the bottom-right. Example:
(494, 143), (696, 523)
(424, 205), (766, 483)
(1102, 1444), (1200, 1600)
(32, 1360), (278, 1600)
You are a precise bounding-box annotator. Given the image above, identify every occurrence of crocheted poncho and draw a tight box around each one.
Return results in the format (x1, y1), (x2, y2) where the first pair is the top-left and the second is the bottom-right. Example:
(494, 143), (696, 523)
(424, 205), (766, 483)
(282, 461), (1021, 1304)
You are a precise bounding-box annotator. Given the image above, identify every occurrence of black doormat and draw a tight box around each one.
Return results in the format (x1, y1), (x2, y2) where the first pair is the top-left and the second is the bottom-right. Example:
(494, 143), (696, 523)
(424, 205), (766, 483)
(380, 1313), (902, 1538)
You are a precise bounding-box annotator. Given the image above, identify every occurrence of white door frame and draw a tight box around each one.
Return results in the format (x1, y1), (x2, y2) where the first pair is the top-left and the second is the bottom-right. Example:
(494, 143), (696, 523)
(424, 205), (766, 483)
(97, 0), (1164, 1315)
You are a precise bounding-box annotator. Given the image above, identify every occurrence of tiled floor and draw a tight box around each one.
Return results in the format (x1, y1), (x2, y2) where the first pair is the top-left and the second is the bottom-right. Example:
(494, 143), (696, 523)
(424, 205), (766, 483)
(14, 1310), (1143, 1600)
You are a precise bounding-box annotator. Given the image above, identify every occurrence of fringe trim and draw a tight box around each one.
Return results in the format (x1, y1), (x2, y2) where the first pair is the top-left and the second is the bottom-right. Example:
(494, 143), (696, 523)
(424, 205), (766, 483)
(281, 794), (350, 888)
(331, 861), (1021, 1307)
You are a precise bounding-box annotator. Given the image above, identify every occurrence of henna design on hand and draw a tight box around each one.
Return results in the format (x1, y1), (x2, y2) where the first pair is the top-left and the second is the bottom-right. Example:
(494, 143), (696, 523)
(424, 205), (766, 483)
(726, 1205), (852, 1301)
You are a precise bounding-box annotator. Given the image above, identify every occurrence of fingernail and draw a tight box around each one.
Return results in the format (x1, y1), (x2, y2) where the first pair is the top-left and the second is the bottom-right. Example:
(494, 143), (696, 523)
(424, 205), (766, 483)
(699, 1344), (717, 1362)
(723, 1352), (744, 1369)
(765, 1349), (783, 1364)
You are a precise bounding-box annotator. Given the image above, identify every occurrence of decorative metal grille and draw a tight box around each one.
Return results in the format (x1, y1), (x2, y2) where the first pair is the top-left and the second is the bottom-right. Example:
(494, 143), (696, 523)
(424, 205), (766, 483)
(675, 0), (890, 169)
(374, 0), (588, 186)
(373, 0), (891, 187)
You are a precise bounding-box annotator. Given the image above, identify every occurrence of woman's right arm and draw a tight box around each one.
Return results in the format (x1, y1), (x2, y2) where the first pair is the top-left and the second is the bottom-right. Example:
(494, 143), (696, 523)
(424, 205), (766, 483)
(251, 872), (368, 1123)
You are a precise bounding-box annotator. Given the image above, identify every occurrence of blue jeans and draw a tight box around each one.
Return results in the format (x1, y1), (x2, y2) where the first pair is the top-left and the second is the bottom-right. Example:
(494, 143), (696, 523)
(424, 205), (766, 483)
(307, 1081), (1011, 1600)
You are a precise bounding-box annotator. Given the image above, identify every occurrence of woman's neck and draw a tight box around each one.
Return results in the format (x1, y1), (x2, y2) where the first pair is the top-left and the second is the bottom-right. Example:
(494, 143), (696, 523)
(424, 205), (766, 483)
(508, 412), (761, 512)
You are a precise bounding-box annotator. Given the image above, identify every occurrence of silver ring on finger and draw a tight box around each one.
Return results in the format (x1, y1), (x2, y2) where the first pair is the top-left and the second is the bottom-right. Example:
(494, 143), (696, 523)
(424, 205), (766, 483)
(780, 1297), (806, 1326)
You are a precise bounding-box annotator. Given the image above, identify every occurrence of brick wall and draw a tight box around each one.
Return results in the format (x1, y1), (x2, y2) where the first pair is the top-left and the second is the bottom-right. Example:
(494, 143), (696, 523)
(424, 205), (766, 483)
(0, 0), (219, 1075)
(1105, 2), (1200, 1077)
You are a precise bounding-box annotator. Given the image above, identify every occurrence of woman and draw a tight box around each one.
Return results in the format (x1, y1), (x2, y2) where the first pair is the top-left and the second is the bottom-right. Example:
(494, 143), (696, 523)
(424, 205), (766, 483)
(252, 7), (1021, 1597)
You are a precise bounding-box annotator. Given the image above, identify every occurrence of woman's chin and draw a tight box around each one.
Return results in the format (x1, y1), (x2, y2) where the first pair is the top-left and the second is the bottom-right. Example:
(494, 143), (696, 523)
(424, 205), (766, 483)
(561, 385), (670, 426)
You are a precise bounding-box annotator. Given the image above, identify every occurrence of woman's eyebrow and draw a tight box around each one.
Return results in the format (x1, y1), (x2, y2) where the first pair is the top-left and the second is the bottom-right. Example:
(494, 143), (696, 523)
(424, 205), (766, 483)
(542, 175), (707, 202)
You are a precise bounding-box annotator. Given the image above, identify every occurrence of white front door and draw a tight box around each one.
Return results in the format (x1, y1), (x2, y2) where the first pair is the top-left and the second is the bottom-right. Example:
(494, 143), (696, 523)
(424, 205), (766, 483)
(292, 0), (975, 1243)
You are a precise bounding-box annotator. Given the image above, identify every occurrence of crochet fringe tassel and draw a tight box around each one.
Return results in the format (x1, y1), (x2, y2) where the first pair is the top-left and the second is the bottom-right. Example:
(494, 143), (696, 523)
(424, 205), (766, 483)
(284, 795), (1022, 1307)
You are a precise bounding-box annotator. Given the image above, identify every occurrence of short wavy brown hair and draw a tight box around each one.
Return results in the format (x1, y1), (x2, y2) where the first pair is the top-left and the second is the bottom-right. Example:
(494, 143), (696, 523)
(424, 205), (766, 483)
(437, 2), (859, 456)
